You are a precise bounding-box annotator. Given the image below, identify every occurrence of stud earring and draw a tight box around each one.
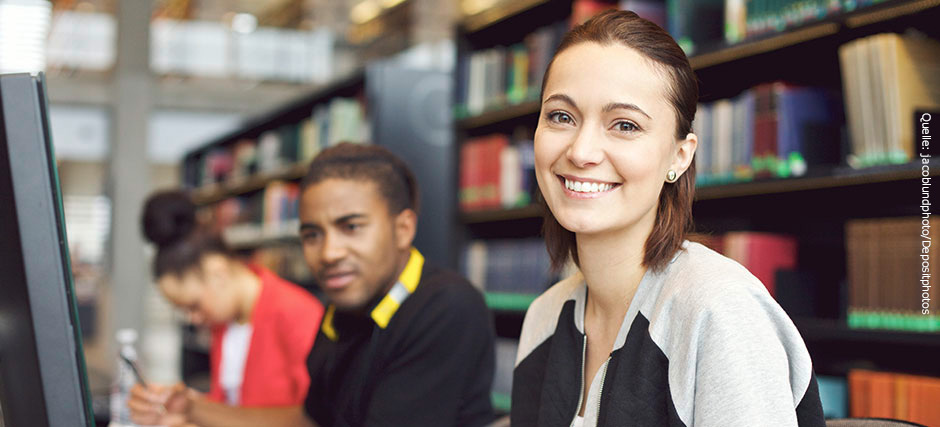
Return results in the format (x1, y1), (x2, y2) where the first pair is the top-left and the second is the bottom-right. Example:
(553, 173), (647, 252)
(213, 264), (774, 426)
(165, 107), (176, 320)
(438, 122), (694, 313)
(666, 170), (678, 183)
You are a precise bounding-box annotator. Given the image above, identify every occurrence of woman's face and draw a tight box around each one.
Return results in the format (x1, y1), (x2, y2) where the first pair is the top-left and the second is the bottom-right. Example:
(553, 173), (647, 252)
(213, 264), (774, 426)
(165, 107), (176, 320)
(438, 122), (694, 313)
(158, 255), (241, 327)
(535, 42), (695, 238)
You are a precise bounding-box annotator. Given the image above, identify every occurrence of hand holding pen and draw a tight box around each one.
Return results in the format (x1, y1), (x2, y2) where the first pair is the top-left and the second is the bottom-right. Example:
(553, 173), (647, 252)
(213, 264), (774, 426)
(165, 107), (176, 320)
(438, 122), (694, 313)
(127, 382), (196, 427)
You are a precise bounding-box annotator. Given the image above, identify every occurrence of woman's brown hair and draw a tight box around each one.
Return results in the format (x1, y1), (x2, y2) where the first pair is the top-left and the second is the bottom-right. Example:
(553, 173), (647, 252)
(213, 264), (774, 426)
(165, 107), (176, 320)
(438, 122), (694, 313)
(540, 9), (698, 273)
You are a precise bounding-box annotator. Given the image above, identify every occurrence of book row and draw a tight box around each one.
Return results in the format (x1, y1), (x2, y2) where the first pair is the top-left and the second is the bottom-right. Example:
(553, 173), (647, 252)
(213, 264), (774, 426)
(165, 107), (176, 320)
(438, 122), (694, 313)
(459, 133), (537, 212)
(461, 238), (556, 295)
(183, 97), (368, 189)
(846, 217), (939, 326)
(839, 33), (940, 168)
(848, 369), (940, 425)
(455, 23), (565, 118)
(200, 181), (300, 239)
(693, 83), (841, 185)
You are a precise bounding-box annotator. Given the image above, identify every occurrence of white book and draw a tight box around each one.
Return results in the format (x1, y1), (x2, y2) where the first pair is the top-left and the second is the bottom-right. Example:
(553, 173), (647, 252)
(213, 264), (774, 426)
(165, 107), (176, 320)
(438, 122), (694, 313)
(500, 144), (521, 208)
(839, 41), (865, 163)
(713, 99), (734, 177)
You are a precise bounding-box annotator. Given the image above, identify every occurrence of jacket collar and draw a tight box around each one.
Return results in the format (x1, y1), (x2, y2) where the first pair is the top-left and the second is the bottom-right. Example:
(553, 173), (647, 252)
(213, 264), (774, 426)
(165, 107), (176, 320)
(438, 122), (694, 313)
(321, 247), (425, 341)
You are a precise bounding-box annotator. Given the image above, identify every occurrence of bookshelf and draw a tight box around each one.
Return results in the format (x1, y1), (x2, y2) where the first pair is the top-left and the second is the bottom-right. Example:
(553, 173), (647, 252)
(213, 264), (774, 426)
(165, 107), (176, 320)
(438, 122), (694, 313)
(688, 0), (940, 69)
(454, 0), (940, 417)
(456, 100), (540, 129)
(190, 163), (308, 205)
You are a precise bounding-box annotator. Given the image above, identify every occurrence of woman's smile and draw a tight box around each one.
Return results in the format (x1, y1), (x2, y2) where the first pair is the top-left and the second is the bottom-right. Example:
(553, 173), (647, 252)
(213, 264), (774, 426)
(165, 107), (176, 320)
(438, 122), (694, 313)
(557, 174), (622, 199)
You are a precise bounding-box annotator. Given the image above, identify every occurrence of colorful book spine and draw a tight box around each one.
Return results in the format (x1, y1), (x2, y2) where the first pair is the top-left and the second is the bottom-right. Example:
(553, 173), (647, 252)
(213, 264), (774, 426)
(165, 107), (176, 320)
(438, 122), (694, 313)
(459, 134), (537, 212)
(457, 23), (566, 118)
(696, 82), (839, 185)
(848, 370), (940, 426)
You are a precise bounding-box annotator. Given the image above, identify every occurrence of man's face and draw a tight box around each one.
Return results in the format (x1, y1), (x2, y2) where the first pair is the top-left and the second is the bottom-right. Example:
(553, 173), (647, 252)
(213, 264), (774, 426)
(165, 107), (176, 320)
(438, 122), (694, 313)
(298, 178), (410, 311)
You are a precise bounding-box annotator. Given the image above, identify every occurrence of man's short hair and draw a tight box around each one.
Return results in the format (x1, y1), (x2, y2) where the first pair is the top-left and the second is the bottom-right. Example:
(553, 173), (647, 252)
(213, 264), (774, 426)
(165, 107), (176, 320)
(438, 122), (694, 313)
(300, 142), (420, 215)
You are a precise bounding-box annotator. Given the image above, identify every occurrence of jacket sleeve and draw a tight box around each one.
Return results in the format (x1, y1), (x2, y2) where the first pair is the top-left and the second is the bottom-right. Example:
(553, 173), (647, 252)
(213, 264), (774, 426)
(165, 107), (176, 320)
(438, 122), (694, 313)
(363, 287), (495, 427)
(279, 293), (324, 404)
(690, 287), (823, 427)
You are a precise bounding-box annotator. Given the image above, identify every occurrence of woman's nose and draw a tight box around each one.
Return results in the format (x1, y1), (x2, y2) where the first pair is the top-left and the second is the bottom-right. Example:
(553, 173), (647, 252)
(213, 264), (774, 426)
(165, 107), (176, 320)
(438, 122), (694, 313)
(566, 126), (604, 168)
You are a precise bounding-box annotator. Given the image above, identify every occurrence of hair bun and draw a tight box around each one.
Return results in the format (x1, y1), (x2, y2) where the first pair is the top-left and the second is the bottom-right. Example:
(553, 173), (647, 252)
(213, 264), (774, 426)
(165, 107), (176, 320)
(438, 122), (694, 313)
(141, 191), (197, 247)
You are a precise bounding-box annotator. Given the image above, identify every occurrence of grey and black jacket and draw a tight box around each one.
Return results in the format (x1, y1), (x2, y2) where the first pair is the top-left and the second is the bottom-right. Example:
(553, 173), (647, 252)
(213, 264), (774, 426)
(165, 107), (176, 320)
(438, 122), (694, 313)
(512, 241), (825, 427)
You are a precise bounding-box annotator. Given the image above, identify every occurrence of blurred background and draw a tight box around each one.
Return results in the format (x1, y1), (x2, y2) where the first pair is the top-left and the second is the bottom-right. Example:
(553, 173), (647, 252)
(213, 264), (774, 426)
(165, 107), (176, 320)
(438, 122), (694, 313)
(1, 0), (939, 424)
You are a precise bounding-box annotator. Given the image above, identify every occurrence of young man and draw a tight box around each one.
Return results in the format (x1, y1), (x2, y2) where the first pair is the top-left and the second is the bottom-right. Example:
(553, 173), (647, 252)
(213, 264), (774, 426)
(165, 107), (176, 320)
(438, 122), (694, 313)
(129, 143), (496, 426)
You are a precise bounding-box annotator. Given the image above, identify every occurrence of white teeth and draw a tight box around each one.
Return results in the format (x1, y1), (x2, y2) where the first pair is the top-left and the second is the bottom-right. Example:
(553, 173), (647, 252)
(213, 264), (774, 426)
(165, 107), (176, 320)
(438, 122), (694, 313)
(564, 178), (615, 193)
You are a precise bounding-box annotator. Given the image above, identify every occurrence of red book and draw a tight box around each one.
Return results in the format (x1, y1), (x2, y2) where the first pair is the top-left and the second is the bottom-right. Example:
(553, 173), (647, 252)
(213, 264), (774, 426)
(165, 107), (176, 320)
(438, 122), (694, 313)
(484, 135), (509, 209)
(459, 142), (474, 211)
(570, 0), (618, 27)
(752, 84), (777, 178)
(723, 232), (797, 297)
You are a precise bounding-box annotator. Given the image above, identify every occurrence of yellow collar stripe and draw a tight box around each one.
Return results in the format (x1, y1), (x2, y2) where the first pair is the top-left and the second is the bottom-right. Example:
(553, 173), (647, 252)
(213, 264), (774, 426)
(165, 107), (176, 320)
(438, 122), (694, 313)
(320, 248), (425, 337)
(398, 247), (424, 293)
(322, 304), (338, 341)
(371, 248), (424, 329)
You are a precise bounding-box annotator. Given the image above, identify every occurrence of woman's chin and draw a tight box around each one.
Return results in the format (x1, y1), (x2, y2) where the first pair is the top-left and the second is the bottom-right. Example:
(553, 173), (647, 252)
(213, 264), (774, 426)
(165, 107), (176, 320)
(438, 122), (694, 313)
(555, 214), (610, 235)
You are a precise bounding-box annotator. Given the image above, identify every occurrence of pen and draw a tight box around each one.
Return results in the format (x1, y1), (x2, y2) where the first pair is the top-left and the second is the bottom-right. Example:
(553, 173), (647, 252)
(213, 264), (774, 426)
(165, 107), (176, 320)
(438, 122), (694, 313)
(120, 353), (166, 414)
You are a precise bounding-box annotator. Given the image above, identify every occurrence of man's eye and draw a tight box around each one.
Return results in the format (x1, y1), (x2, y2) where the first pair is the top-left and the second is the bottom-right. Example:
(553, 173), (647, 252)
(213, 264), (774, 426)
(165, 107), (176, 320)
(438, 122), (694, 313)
(345, 223), (362, 232)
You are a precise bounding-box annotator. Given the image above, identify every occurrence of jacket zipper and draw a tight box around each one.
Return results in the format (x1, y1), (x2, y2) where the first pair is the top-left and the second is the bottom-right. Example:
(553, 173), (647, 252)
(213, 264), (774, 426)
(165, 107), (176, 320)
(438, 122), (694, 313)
(571, 335), (587, 427)
(594, 356), (611, 424)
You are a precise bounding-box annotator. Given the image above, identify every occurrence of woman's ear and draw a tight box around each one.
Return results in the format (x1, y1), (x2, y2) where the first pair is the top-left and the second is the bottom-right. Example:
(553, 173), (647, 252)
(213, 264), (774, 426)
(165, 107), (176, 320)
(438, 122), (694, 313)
(671, 132), (698, 178)
(199, 254), (231, 290)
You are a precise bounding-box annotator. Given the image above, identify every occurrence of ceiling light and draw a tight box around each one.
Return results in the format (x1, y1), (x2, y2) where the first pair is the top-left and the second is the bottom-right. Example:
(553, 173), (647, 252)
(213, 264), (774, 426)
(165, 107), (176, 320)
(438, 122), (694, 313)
(0, 0), (52, 73)
(350, 0), (381, 24)
(231, 12), (257, 34)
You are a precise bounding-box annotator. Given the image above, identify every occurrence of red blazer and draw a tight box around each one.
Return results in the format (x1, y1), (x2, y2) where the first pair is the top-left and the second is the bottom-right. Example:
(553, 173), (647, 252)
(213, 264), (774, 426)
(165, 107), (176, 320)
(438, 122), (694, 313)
(208, 265), (323, 406)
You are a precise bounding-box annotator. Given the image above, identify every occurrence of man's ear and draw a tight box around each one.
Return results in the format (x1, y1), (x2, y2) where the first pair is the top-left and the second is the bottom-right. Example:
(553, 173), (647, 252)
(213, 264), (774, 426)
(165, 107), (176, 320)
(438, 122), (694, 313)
(670, 132), (698, 178)
(393, 208), (418, 251)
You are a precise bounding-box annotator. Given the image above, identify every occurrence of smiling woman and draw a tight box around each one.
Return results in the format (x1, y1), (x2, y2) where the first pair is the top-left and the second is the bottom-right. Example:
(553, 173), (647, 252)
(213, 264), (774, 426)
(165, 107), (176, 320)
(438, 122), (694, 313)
(512, 10), (826, 427)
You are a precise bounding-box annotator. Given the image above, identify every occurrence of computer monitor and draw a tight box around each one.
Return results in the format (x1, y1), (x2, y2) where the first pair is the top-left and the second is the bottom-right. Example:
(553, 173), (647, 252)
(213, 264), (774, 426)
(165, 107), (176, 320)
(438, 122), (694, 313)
(0, 72), (94, 426)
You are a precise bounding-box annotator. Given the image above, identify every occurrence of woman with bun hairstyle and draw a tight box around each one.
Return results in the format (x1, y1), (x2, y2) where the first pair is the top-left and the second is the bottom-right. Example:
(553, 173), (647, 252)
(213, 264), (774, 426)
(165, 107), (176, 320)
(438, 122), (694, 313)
(138, 190), (324, 408)
(511, 10), (825, 427)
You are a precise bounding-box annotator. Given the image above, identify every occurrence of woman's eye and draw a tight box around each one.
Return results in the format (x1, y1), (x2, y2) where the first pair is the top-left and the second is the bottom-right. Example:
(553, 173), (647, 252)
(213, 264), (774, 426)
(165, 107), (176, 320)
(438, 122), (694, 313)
(548, 111), (573, 124)
(614, 121), (638, 132)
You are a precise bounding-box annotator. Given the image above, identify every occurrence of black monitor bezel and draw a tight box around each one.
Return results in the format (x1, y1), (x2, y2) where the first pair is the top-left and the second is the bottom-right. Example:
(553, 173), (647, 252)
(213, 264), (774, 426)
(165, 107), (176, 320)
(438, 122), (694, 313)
(0, 72), (94, 427)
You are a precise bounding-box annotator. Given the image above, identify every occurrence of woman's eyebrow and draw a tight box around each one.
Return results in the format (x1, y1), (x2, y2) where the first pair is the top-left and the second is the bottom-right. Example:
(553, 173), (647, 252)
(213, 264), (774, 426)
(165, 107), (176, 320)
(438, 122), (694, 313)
(603, 102), (652, 120)
(543, 93), (578, 108)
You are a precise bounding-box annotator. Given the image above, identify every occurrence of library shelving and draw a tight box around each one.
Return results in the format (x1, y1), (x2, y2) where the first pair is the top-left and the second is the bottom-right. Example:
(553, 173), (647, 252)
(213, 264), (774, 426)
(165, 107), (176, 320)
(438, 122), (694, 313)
(177, 62), (456, 386)
(454, 0), (940, 417)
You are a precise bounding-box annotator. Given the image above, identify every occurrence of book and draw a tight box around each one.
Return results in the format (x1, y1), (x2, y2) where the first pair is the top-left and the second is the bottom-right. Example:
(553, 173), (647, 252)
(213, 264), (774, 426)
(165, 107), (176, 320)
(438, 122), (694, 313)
(817, 375), (848, 419)
(839, 34), (940, 167)
(456, 23), (567, 117)
(722, 232), (797, 297)
(845, 217), (940, 331)
(460, 134), (538, 212)
(460, 239), (555, 294)
(848, 370), (940, 425)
